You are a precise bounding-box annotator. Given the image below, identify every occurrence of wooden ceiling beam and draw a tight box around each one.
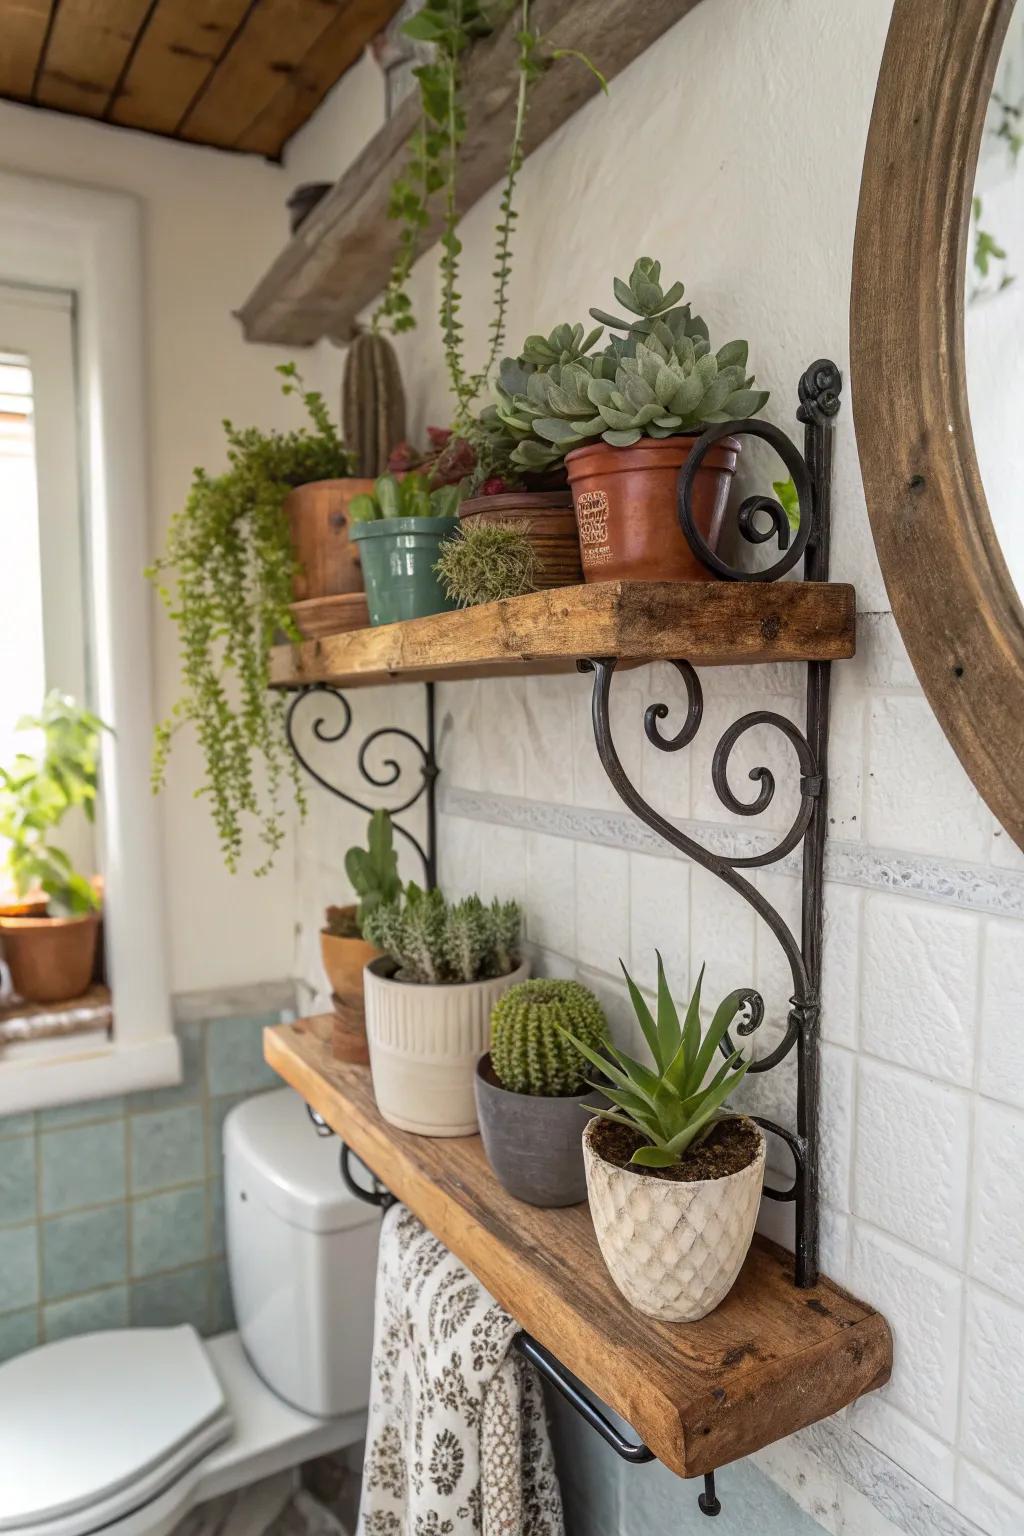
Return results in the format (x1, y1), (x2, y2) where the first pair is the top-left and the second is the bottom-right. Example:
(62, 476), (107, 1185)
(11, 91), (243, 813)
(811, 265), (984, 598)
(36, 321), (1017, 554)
(35, 0), (155, 118)
(0, 0), (53, 100)
(107, 0), (254, 135)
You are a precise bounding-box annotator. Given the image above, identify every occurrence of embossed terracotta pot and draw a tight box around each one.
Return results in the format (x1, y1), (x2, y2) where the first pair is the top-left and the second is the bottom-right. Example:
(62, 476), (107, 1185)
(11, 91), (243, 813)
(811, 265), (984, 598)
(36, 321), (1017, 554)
(566, 435), (740, 583)
(582, 1116), (765, 1321)
(364, 958), (530, 1137)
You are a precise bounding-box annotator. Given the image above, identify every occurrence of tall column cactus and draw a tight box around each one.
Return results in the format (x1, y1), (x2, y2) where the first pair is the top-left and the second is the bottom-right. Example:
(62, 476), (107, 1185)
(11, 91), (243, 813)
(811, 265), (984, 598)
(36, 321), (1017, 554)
(490, 979), (608, 1096)
(342, 330), (407, 477)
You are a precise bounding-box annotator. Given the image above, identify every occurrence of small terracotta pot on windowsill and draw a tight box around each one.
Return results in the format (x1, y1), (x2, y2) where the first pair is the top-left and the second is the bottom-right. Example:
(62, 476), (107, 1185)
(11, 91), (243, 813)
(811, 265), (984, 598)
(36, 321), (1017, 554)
(0, 911), (100, 1005)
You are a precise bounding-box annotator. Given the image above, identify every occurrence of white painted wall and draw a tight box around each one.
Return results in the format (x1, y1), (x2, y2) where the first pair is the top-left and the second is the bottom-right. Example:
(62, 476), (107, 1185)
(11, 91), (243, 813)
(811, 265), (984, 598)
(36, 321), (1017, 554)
(284, 4), (1024, 1535)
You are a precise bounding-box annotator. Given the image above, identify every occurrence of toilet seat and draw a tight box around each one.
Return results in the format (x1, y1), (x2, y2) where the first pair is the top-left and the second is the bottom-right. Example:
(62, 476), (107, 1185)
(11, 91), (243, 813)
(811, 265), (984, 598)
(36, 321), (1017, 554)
(0, 1326), (232, 1536)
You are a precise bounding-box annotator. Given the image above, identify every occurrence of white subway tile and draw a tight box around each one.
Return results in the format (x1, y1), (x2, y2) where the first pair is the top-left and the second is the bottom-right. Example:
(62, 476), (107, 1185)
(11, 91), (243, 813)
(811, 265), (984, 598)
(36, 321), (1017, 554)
(753, 870), (802, 1034)
(575, 843), (630, 975)
(962, 1285), (1024, 1496)
(853, 1059), (969, 1266)
(477, 825), (527, 908)
(822, 881), (860, 1049)
(820, 1044), (855, 1213)
(957, 1461), (1024, 1536)
(819, 1209), (850, 1285)
(525, 832), (575, 960)
(436, 680), (482, 791)
(864, 696), (990, 861)
(848, 1396), (954, 1501)
(437, 814), (482, 901)
(861, 896), (979, 1087)
(523, 674), (577, 803)
(628, 851), (689, 997)
(690, 691), (803, 834)
(849, 1223), (962, 1440)
(978, 918), (1024, 1111)
(571, 667), (643, 812)
(859, 613), (918, 691)
(829, 667), (865, 841)
(690, 865), (757, 1004)
(479, 677), (527, 795)
(990, 820), (1024, 872)
(969, 1100), (1024, 1306)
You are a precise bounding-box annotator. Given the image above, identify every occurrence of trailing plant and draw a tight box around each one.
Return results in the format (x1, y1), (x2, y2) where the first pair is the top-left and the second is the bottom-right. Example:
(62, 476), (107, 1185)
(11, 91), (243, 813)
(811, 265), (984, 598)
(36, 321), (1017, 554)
(490, 978), (608, 1095)
(348, 471), (464, 522)
(344, 810), (403, 934)
(0, 692), (111, 916)
(363, 885), (521, 984)
(560, 955), (752, 1168)
(148, 365), (352, 875)
(435, 520), (538, 605)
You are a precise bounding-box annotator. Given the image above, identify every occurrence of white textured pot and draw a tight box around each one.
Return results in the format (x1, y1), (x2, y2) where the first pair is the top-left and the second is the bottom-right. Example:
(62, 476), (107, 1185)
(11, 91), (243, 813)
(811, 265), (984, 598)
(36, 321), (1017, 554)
(582, 1117), (766, 1322)
(364, 957), (530, 1136)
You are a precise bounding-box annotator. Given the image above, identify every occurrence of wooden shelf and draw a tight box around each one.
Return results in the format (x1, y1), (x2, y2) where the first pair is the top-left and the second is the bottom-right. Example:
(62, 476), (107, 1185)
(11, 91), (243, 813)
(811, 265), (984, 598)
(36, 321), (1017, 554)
(237, 0), (705, 345)
(265, 1016), (891, 1479)
(270, 579), (856, 690)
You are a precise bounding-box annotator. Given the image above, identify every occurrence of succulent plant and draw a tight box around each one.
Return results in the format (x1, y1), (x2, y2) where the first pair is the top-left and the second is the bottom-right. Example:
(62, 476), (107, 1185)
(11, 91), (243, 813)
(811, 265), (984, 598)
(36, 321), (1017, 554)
(434, 521), (539, 607)
(491, 978), (609, 1096)
(341, 330), (407, 477)
(363, 885), (522, 985)
(560, 955), (752, 1168)
(343, 810), (402, 934)
(348, 471), (463, 523)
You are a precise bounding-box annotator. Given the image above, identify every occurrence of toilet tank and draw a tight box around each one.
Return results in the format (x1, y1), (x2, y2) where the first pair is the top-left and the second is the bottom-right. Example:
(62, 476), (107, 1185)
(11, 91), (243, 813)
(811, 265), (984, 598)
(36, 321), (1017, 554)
(223, 1088), (380, 1418)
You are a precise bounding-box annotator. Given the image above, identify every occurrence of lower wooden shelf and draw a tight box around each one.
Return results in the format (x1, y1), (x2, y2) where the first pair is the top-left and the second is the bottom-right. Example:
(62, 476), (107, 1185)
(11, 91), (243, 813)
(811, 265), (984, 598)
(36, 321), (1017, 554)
(265, 1016), (891, 1479)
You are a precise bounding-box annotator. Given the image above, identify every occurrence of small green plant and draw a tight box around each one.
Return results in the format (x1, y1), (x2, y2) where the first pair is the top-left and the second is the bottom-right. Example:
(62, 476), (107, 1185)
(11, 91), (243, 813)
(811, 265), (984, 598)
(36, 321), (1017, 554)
(148, 365), (353, 875)
(348, 472), (463, 522)
(363, 885), (521, 984)
(772, 476), (800, 533)
(491, 978), (608, 1095)
(561, 955), (751, 1168)
(344, 810), (403, 934)
(0, 693), (111, 915)
(435, 520), (538, 605)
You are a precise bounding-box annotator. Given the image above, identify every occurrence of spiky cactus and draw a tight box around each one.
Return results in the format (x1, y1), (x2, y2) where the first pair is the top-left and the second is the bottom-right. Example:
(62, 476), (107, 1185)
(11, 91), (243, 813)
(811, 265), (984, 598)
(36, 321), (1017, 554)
(490, 979), (608, 1096)
(363, 886), (522, 984)
(341, 330), (407, 477)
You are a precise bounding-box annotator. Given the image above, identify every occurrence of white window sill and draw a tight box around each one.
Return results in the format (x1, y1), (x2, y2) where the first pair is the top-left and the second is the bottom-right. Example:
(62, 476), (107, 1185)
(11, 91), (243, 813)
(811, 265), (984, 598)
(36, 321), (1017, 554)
(0, 1031), (181, 1114)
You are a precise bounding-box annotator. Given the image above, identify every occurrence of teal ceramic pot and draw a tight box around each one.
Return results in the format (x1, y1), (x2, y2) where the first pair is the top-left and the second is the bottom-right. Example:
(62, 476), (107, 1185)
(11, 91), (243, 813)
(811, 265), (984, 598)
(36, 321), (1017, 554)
(349, 516), (459, 626)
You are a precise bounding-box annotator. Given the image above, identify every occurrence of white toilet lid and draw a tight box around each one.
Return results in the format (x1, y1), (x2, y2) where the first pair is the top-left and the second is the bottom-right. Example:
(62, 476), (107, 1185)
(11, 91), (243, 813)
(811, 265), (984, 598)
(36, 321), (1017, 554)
(0, 1326), (232, 1536)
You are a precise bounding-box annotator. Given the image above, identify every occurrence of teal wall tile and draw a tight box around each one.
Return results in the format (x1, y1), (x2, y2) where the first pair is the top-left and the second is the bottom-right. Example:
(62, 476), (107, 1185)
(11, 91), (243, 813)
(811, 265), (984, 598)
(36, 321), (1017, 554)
(39, 1098), (125, 1129)
(209, 1176), (226, 1256)
(42, 1206), (127, 1301)
(0, 1114), (35, 1139)
(40, 1121), (126, 1215)
(0, 1135), (36, 1226)
(0, 1307), (38, 1362)
(206, 1093), (246, 1174)
(44, 1286), (129, 1342)
(132, 1186), (206, 1277)
(208, 1260), (235, 1336)
(130, 1264), (210, 1330)
(0, 1225), (39, 1312)
(129, 1105), (204, 1194)
(206, 1015), (280, 1097)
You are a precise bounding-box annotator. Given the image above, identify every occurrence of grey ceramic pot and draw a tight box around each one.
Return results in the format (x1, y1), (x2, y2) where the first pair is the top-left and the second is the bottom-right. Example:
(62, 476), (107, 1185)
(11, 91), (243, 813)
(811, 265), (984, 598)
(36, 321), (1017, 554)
(474, 1053), (595, 1207)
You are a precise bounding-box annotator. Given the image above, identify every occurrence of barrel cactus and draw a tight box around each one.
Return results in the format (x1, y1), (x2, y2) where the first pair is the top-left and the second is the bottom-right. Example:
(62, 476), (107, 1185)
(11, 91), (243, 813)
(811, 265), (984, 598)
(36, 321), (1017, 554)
(341, 330), (407, 477)
(490, 979), (608, 1096)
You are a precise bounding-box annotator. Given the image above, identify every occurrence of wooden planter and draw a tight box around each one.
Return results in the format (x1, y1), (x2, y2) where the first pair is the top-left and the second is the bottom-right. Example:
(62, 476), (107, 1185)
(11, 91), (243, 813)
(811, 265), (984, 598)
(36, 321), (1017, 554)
(286, 478), (373, 638)
(459, 491), (582, 589)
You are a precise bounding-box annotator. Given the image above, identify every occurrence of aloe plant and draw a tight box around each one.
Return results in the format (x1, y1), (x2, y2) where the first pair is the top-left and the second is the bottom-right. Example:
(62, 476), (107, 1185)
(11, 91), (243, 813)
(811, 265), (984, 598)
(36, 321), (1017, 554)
(560, 955), (752, 1168)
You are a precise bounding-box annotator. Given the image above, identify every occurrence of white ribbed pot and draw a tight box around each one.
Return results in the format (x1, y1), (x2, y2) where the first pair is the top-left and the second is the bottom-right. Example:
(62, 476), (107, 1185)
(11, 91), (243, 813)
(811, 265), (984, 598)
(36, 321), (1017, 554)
(582, 1117), (766, 1322)
(364, 957), (530, 1136)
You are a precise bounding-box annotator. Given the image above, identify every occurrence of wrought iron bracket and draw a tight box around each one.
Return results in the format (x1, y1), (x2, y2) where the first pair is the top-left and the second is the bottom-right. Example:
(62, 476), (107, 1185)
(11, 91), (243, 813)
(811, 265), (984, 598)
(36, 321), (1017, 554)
(285, 680), (439, 889)
(581, 359), (842, 1291)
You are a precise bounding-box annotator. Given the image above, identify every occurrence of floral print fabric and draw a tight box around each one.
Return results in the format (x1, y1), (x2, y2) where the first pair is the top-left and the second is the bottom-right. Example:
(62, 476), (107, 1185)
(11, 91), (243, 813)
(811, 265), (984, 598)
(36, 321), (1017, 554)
(358, 1204), (564, 1536)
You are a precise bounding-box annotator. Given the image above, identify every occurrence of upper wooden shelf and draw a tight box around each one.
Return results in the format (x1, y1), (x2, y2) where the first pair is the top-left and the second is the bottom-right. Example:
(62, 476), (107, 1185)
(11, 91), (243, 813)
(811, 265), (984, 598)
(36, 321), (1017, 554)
(265, 1015), (891, 1479)
(237, 0), (705, 345)
(270, 579), (856, 690)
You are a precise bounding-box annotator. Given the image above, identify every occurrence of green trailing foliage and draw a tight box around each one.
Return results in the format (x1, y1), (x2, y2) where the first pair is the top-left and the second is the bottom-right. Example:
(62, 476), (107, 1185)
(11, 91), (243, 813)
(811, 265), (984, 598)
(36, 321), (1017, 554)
(560, 954), (752, 1168)
(491, 978), (608, 1096)
(363, 885), (521, 984)
(149, 366), (352, 875)
(434, 520), (538, 605)
(477, 259), (768, 474)
(348, 472), (463, 522)
(0, 692), (111, 916)
(344, 810), (403, 935)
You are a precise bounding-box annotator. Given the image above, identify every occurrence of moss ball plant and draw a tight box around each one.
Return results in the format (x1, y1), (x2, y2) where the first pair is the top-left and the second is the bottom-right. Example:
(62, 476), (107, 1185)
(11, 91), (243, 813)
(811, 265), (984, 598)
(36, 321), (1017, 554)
(434, 520), (538, 607)
(490, 978), (608, 1096)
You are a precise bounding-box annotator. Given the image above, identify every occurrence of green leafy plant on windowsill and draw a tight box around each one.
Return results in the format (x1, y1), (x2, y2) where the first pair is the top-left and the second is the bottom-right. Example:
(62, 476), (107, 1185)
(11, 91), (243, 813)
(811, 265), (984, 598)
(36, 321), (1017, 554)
(147, 364), (353, 876)
(0, 692), (111, 915)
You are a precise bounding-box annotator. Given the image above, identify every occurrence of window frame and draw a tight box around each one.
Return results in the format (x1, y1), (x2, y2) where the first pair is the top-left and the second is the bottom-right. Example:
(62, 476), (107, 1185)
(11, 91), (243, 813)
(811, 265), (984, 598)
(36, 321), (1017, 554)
(0, 171), (179, 1111)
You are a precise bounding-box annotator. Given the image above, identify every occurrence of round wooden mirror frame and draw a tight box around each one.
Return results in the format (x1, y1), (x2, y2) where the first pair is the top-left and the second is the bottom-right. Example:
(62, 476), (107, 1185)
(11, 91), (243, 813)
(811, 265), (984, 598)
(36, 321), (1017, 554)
(852, 0), (1024, 850)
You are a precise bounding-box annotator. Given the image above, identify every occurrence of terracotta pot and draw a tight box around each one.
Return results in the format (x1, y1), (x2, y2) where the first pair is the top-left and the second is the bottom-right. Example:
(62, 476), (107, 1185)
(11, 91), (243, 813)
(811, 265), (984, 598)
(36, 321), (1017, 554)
(566, 435), (740, 583)
(474, 1053), (593, 1207)
(320, 910), (380, 1065)
(286, 479), (375, 604)
(459, 492), (583, 589)
(582, 1116), (765, 1321)
(0, 913), (100, 1005)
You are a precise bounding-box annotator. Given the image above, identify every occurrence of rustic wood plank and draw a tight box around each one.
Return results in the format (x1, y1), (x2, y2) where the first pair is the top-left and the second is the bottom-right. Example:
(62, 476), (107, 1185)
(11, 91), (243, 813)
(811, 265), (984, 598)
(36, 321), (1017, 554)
(0, 0), (52, 99)
(269, 580), (857, 689)
(35, 0), (153, 117)
(239, 0), (707, 342)
(851, 0), (1024, 852)
(107, 0), (252, 135)
(233, 0), (405, 156)
(265, 1017), (892, 1478)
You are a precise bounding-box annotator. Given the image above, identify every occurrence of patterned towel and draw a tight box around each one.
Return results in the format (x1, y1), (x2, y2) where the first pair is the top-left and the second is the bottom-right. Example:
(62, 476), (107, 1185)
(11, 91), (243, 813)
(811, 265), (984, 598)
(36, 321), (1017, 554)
(357, 1205), (564, 1536)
